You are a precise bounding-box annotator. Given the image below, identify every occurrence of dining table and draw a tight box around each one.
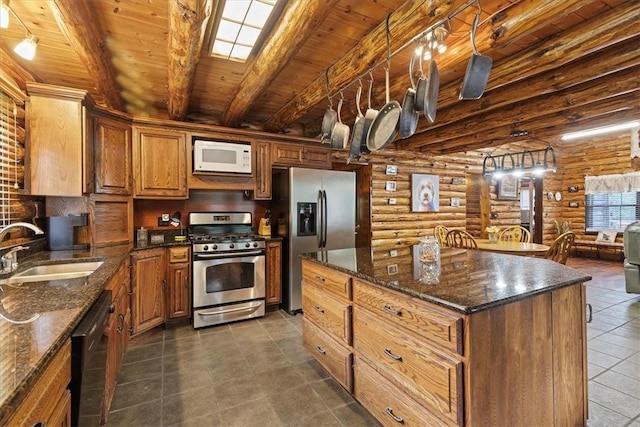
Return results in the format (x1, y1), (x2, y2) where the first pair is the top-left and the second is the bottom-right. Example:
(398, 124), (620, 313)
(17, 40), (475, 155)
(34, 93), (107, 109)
(475, 239), (550, 256)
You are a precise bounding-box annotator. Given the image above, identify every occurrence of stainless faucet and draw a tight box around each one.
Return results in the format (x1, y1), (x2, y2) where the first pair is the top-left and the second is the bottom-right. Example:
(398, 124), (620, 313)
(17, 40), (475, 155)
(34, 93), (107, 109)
(0, 222), (45, 243)
(1, 246), (29, 273)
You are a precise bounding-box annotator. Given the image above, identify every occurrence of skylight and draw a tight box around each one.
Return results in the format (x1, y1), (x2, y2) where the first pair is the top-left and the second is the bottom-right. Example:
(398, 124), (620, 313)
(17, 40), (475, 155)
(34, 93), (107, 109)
(211, 0), (278, 62)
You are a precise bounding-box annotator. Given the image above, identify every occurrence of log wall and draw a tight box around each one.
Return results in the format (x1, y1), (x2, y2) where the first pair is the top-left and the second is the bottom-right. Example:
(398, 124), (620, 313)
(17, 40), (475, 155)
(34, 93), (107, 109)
(558, 132), (634, 241)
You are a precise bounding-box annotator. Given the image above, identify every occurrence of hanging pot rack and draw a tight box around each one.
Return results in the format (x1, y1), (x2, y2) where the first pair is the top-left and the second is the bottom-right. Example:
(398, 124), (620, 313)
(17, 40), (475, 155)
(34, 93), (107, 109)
(324, 0), (480, 101)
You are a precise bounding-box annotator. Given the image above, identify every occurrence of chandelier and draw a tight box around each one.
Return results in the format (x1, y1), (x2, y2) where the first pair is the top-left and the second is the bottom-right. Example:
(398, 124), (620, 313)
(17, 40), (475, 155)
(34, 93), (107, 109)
(482, 147), (557, 178)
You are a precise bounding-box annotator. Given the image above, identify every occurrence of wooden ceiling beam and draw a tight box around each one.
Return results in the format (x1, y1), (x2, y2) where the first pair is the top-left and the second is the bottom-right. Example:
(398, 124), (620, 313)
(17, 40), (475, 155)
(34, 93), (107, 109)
(403, 36), (640, 149)
(220, 0), (339, 128)
(395, 1), (640, 146)
(423, 93), (640, 154)
(49, 0), (122, 110)
(167, 0), (213, 121)
(263, 0), (475, 132)
(407, 65), (639, 150)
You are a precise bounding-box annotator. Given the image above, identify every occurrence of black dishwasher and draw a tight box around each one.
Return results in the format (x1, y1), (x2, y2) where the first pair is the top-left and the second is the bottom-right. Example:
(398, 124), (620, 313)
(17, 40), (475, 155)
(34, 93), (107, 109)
(70, 290), (112, 426)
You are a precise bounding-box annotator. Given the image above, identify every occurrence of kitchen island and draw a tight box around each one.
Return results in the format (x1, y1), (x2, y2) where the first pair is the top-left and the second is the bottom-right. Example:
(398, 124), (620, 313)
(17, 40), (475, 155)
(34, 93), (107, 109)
(301, 246), (592, 426)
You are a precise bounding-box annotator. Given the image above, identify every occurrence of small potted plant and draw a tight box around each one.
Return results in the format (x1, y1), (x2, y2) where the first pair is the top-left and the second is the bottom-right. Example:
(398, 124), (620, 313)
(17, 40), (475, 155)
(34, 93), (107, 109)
(486, 226), (500, 243)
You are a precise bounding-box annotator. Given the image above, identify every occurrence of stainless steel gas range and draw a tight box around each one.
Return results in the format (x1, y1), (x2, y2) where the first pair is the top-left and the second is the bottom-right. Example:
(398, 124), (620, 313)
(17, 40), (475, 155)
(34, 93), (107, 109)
(189, 212), (266, 328)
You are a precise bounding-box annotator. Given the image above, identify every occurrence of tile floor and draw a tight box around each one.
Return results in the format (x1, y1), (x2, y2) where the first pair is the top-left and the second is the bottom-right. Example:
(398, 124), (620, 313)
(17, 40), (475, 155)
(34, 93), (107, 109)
(107, 258), (640, 427)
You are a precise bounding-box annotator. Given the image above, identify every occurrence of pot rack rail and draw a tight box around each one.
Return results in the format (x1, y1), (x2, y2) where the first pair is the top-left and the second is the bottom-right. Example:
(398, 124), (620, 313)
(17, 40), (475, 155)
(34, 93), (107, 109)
(324, 0), (480, 102)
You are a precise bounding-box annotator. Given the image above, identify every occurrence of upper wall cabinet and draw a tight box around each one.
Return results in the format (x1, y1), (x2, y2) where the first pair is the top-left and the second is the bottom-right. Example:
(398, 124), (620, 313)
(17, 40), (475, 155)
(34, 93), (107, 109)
(271, 142), (331, 169)
(94, 113), (132, 195)
(25, 83), (94, 196)
(253, 140), (272, 200)
(132, 125), (187, 199)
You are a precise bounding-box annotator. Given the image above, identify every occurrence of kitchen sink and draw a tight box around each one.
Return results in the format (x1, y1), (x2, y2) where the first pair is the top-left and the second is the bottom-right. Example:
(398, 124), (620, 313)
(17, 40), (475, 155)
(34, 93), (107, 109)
(8, 261), (104, 283)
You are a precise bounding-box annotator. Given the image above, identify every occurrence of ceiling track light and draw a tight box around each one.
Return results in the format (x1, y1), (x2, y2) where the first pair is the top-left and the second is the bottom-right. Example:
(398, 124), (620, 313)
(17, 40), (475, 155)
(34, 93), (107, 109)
(482, 147), (557, 178)
(2, 0), (38, 60)
(561, 120), (640, 141)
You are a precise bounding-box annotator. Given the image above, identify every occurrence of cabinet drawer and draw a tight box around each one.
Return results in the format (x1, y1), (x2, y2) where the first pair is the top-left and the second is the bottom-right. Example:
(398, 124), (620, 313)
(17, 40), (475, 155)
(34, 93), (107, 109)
(354, 358), (448, 427)
(354, 279), (463, 355)
(354, 308), (463, 426)
(302, 261), (351, 301)
(303, 318), (353, 392)
(168, 246), (190, 263)
(302, 282), (352, 346)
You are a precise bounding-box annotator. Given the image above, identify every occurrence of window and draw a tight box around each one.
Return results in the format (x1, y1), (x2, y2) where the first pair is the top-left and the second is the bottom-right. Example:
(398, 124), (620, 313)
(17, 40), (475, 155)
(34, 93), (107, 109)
(0, 89), (21, 228)
(585, 191), (640, 232)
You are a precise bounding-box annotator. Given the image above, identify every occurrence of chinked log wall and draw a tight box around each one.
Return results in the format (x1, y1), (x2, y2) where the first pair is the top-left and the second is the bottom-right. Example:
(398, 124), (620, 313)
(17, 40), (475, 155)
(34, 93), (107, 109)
(559, 133), (634, 242)
(335, 146), (556, 248)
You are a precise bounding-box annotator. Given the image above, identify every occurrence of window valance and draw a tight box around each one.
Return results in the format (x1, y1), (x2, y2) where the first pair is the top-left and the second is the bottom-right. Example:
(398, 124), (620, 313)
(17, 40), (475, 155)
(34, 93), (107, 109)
(585, 172), (640, 195)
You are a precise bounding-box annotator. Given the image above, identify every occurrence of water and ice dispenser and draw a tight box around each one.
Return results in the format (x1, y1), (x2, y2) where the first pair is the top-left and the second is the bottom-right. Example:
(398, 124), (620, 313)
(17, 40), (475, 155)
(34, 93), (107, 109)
(297, 202), (316, 236)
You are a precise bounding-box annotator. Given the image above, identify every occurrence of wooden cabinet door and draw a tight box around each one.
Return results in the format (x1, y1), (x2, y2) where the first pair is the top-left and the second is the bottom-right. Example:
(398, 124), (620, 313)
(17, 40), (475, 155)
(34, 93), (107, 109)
(254, 141), (272, 199)
(271, 142), (304, 165)
(132, 126), (187, 198)
(168, 261), (191, 319)
(303, 146), (331, 169)
(26, 83), (92, 196)
(265, 240), (282, 304)
(94, 115), (131, 195)
(131, 248), (166, 335)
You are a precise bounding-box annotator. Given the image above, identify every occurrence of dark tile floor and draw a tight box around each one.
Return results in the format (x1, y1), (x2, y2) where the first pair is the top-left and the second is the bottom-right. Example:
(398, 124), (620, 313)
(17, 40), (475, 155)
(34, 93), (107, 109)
(107, 258), (640, 427)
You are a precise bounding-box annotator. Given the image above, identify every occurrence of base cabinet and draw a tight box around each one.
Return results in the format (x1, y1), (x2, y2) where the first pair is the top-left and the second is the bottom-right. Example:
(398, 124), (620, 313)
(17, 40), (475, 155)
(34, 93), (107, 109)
(104, 258), (131, 424)
(131, 248), (167, 335)
(6, 339), (72, 427)
(265, 239), (282, 305)
(167, 246), (191, 319)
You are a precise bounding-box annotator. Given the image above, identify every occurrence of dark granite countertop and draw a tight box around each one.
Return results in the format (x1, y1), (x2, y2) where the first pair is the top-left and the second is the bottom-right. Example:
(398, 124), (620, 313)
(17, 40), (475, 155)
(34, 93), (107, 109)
(0, 245), (130, 425)
(301, 246), (592, 314)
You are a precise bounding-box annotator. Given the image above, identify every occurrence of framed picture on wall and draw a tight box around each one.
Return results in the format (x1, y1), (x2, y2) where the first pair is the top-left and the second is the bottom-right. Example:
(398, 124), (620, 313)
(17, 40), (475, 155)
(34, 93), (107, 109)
(411, 174), (440, 212)
(497, 175), (519, 200)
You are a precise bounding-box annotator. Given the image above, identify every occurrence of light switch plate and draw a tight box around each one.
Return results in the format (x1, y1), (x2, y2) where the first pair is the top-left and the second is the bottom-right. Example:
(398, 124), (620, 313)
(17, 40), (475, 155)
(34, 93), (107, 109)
(389, 250), (398, 257)
(389, 198), (396, 205)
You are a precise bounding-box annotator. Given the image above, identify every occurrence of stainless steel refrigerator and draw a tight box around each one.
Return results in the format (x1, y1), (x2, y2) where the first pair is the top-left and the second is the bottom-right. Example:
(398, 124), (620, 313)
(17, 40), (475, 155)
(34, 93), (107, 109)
(272, 167), (356, 313)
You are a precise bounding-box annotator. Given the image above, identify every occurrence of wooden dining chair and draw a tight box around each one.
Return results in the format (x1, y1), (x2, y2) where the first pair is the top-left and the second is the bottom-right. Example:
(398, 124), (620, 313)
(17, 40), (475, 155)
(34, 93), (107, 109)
(498, 225), (531, 243)
(544, 231), (575, 264)
(445, 229), (478, 249)
(433, 225), (449, 246)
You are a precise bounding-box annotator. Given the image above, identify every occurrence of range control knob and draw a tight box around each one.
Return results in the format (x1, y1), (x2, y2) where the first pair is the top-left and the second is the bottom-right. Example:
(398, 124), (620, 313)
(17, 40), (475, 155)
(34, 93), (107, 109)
(253, 242), (258, 248)
(203, 245), (209, 251)
(229, 243), (235, 249)
(212, 244), (218, 251)
(245, 242), (251, 248)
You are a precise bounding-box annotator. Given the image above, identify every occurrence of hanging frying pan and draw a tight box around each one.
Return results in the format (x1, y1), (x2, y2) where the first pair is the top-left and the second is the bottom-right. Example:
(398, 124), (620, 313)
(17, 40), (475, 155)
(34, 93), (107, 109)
(459, 12), (493, 100)
(366, 65), (400, 152)
(330, 95), (350, 149)
(348, 83), (365, 162)
(399, 53), (419, 139)
(424, 58), (440, 123)
(360, 76), (377, 155)
(320, 69), (337, 141)
(414, 50), (428, 112)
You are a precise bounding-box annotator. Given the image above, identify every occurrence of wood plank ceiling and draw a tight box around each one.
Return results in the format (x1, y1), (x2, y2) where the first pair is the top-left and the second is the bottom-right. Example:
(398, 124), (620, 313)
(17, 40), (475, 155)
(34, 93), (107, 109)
(0, 0), (638, 155)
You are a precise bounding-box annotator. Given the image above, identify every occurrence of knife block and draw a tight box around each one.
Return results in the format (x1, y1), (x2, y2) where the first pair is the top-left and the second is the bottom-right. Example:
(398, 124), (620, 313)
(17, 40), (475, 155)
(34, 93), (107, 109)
(45, 214), (89, 250)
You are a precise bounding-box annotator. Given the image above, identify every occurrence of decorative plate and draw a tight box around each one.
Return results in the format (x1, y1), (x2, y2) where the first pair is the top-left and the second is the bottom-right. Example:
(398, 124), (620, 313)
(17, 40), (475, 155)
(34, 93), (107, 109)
(547, 192), (554, 201)
(555, 192), (562, 201)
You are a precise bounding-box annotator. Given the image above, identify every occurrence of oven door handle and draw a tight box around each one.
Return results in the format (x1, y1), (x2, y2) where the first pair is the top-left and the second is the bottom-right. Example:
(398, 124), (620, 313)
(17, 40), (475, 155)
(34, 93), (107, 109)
(197, 302), (262, 316)
(194, 250), (264, 260)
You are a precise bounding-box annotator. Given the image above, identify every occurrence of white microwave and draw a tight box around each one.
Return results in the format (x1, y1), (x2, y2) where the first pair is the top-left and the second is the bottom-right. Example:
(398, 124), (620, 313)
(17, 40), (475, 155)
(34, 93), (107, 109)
(193, 140), (252, 174)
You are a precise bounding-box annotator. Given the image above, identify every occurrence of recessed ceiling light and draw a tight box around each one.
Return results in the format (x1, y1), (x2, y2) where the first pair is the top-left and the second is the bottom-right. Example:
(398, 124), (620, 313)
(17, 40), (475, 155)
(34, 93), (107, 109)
(561, 120), (640, 141)
(211, 0), (278, 62)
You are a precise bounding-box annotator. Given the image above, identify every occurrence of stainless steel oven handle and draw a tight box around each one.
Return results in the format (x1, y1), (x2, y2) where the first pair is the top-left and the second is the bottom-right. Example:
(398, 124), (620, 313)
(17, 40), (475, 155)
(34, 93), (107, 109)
(197, 303), (262, 316)
(194, 250), (264, 260)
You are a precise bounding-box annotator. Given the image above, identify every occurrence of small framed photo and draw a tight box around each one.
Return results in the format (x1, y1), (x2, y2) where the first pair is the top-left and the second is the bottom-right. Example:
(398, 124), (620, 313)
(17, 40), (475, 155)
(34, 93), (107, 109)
(596, 230), (617, 242)
(569, 201), (579, 208)
(451, 198), (460, 207)
(385, 165), (398, 175)
(387, 264), (398, 275)
(568, 185), (579, 193)
(497, 175), (519, 200)
(385, 181), (396, 191)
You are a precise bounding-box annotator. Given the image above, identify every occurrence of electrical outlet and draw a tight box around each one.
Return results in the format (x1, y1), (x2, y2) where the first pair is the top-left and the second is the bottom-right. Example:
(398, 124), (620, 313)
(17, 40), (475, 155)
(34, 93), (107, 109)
(158, 214), (170, 226)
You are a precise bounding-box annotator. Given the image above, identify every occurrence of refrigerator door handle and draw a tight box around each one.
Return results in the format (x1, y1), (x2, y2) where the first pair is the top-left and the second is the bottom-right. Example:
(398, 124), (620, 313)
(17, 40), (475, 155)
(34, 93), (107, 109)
(322, 190), (328, 247)
(317, 190), (323, 247)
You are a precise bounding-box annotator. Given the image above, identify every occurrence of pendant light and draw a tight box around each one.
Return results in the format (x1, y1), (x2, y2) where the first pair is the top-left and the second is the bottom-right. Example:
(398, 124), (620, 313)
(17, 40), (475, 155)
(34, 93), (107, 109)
(14, 34), (38, 60)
